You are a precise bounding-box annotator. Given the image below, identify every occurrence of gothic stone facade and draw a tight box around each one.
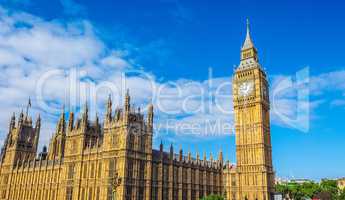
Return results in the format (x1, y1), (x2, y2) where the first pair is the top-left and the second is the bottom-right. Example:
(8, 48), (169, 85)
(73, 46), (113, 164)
(0, 23), (274, 200)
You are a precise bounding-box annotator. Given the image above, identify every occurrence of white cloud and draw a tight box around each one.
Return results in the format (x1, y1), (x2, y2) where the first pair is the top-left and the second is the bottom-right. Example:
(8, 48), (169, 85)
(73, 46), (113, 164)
(0, 6), (344, 151)
(0, 7), (131, 148)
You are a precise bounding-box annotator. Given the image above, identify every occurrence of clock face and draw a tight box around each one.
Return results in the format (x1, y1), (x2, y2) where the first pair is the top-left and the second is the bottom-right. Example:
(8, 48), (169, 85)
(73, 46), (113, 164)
(238, 81), (254, 97)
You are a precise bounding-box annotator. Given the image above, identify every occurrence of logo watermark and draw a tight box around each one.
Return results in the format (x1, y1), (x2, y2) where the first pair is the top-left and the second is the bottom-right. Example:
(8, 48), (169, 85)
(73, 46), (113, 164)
(33, 66), (310, 137)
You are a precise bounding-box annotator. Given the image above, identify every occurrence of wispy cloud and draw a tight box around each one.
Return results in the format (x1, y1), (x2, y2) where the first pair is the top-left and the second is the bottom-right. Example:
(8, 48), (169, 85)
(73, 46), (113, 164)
(0, 6), (127, 146)
(0, 6), (344, 150)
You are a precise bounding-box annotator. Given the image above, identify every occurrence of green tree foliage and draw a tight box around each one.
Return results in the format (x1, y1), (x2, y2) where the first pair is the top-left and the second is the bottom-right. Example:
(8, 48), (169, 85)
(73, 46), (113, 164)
(320, 179), (339, 199)
(300, 181), (321, 198)
(276, 179), (344, 200)
(339, 189), (345, 200)
(200, 194), (225, 200)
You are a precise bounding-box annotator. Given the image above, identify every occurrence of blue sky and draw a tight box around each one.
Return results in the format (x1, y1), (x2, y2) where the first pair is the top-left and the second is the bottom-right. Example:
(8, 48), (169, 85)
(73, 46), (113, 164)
(0, 0), (345, 181)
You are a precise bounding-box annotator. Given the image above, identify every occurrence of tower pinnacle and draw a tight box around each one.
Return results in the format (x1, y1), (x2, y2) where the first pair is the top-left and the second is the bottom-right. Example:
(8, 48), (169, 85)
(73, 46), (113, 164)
(239, 19), (260, 67)
(242, 19), (255, 50)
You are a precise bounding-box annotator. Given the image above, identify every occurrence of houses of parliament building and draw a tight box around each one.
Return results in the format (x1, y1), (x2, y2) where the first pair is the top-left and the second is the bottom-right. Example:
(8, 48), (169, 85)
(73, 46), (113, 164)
(0, 22), (275, 200)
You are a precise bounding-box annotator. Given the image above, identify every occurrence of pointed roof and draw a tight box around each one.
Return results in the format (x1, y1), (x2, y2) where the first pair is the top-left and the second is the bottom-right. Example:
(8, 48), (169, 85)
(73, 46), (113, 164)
(56, 106), (66, 133)
(242, 19), (255, 50)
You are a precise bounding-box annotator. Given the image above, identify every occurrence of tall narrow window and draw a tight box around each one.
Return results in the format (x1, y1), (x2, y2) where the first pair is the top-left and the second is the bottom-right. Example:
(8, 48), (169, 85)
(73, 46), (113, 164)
(96, 187), (100, 200)
(109, 159), (115, 177)
(81, 188), (85, 200)
(98, 162), (102, 178)
(90, 163), (95, 178)
(68, 164), (75, 179)
(107, 187), (113, 200)
(66, 187), (73, 200)
(83, 164), (88, 179)
(88, 187), (93, 200)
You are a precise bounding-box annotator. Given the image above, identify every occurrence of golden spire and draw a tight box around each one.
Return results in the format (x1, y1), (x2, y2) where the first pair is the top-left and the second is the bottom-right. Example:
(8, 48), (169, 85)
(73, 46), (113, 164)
(240, 19), (259, 64)
(242, 19), (255, 50)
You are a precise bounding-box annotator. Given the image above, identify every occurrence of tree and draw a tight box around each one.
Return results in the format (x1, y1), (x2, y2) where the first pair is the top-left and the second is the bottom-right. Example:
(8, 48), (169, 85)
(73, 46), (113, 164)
(338, 188), (345, 200)
(320, 179), (339, 199)
(200, 194), (225, 200)
(276, 180), (344, 200)
(275, 181), (320, 200)
(300, 181), (320, 198)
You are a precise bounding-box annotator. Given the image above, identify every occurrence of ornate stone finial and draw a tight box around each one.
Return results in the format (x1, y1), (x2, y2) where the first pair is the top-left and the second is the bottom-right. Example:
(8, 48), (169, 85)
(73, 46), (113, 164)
(147, 103), (154, 126)
(57, 106), (66, 133)
(160, 140), (163, 152)
(114, 107), (121, 121)
(34, 114), (41, 146)
(68, 112), (74, 131)
(218, 149), (223, 162)
(124, 89), (130, 112)
(18, 109), (24, 125)
(82, 102), (89, 123)
(170, 143), (173, 153)
(95, 112), (100, 127)
(9, 112), (16, 130)
(106, 94), (112, 120)
(25, 97), (32, 120)
(203, 151), (206, 161)
(169, 143), (174, 160)
(179, 145), (183, 161)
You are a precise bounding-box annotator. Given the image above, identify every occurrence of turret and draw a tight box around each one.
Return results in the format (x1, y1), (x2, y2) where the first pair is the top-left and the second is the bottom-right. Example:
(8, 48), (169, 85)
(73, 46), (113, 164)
(188, 151), (191, 162)
(218, 150), (223, 163)
(106, 94), (112, 121)
(33, 114), (41, 152)
(179, 146), (183, 162)
(56, 107), (66, 134)
(1, 100), (40, 165)
(159, 141), (163, 152)
(159, 141), (163, 159)
(48, 108), (67, 160)
(0, 114), (16, 163)
(9, 112), (15, 130)
(124, 89), (130, 112)
(123, 90), (130, 125)
(81, 103), (89, 130)
(68, 112), (74, 132)
(147, 103), (154, 128)
(114, 108), (121, 121)
(169, 143), (174, 160)
(95, 112), (100, 131)
(18, 110), (24, 127)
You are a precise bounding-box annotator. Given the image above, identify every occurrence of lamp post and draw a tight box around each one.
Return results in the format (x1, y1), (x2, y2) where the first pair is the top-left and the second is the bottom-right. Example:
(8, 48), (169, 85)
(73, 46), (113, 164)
(112, 172), (122, 200)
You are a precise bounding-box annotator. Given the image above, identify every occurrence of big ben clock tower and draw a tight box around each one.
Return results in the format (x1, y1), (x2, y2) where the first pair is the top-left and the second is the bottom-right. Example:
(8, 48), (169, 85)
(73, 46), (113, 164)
(233, 20), (275, 200)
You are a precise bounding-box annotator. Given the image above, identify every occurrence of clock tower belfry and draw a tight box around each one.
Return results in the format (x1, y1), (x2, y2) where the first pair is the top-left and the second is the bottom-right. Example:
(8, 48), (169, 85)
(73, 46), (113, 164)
(232, 20), (275, 200)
